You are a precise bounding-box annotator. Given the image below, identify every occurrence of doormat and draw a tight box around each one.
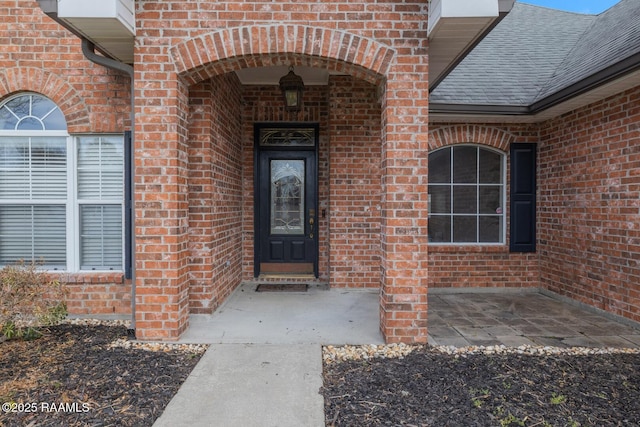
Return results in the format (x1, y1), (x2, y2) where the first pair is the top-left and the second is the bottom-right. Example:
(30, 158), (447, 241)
(255, 283), (308, 292)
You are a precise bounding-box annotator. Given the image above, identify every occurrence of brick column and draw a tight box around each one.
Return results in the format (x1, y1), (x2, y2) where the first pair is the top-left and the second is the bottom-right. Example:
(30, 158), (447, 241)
(134, 69), (191, 340)
(379, 45), (430, 343)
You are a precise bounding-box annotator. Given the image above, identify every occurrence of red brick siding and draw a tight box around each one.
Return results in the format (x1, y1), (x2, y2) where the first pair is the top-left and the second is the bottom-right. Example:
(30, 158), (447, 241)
(427, 125), (540, 289)
(134, 71), (191, 340)
(4, 0), (431, 342)
(0, 1), (130, 132)
(155, 0), (430, 343)
(329, 76), (382, 288)
(187, 73), (243, 314)
(61, 274), (131, 315)
(538, 86), (640, 323)
(0, 1), (132, 315)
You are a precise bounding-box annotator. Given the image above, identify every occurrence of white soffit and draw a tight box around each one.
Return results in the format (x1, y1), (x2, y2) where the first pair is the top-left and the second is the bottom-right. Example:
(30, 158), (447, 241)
(55, 0), (135, 63)
(235, 66), (333, 86)
(429, 0), (515, 85)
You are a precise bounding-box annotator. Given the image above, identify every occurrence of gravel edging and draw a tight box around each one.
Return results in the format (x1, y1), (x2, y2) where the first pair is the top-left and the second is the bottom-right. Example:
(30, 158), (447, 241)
(323, 343), (640, 364)
(63, 318), (209, 354)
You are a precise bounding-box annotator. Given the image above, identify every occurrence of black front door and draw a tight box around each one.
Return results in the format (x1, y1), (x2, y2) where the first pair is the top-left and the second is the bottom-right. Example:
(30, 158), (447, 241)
(254, 125), (318, 277)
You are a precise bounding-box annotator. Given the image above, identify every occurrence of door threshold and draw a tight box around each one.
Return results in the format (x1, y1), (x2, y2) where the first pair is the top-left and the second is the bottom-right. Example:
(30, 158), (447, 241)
(258, 273), (316, 280)
(251, 275), (328, 289)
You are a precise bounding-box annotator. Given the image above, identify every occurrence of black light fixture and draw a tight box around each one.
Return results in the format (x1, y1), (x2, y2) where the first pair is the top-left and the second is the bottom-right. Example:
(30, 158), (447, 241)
(279, 66), (304, 112)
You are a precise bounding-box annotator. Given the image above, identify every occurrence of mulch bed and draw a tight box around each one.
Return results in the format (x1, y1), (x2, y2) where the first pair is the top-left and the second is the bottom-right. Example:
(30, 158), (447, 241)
(4, 325), (640, 427)
(0, 324), (205, 427)
(322, 347), (640, 426)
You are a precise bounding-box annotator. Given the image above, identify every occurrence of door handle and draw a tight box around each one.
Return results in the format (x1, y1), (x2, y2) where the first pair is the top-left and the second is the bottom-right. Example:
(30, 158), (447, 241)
(309, 211), (315, 239)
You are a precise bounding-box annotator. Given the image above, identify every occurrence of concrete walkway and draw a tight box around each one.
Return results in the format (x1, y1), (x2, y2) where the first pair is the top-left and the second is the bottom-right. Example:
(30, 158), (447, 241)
(154, 284), (640, 426)
(154, 344), (324, 427)
(154, 283), (381, 427)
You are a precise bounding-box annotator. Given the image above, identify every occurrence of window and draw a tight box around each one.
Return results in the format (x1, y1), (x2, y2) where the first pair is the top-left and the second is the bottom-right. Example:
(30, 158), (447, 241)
(0, 93), (123, 270)
(428, 145), (505, 244)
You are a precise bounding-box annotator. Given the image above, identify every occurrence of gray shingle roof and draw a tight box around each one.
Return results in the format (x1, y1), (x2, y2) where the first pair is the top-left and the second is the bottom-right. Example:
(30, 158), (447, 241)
(430, 0), (640, 108)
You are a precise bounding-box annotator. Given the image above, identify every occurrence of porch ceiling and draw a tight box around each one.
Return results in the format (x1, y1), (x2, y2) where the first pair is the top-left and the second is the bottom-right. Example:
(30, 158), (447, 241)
(234, 66), (337, 86)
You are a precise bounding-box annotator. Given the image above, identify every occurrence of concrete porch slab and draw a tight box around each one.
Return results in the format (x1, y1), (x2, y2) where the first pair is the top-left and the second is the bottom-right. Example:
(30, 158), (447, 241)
(178, 282), (384, 345)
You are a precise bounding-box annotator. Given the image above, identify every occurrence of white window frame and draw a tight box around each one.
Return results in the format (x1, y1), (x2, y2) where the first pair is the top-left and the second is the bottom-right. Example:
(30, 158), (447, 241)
(0, 94), (124, 272)
(428, 144), (507, 245)
(74, 135), (125, 272)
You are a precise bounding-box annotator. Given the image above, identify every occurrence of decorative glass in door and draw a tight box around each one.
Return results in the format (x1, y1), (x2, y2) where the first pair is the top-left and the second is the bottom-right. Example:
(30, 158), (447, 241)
(270, 160), (304, 235)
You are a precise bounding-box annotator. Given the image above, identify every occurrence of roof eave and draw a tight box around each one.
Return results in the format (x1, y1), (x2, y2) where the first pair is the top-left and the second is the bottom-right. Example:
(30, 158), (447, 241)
(430, 51), (640, 123)
(428, 0), (515, 92)
(529, 51), (640, 112)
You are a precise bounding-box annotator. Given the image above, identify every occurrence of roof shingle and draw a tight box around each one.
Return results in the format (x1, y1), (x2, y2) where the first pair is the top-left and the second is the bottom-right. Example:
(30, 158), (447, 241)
(431, 0), (640, 108)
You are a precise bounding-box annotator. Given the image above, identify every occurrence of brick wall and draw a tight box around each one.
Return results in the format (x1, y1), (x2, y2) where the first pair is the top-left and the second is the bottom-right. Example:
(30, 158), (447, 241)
(430, 90), (640, 327)
(0, 1), (132, 316)
(538, 86), (640, 323)
(3, 0), (431, 342)
(187, 73), (243, 314)
(241, 77), (382, 290)
(62, 273), (131, 315)
(427, 124), (540, 289)
(10, 0), (637, 340)
(153, 0), (430, 342)
(329, 76), (382, 288)
(0, 1), (131, 133)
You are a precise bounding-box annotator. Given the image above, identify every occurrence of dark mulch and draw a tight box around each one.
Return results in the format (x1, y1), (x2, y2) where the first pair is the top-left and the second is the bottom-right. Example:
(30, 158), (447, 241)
(0, 324), (204, 427)
(323, 347), (640, 426)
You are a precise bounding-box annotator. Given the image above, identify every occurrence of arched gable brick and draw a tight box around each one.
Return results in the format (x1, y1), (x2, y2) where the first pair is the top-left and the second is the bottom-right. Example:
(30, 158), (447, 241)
(429, 125), (515, 152)
(170, 25), (395, 85)
(0, 67), (91, 133)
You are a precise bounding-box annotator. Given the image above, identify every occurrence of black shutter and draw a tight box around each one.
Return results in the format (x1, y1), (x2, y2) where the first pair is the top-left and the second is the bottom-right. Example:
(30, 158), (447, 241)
(124, 130), (133, 279)
(510, 143), (536, 252)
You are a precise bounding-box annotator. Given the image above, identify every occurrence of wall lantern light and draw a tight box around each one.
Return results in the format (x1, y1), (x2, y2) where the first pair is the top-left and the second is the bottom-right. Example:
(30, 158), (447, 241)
(279, 66), (304, 112)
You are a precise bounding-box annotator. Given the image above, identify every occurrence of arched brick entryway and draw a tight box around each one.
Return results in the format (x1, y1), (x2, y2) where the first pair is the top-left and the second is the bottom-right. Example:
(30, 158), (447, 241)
(134, 18), (429, 344)
(170, 25), (394, 87)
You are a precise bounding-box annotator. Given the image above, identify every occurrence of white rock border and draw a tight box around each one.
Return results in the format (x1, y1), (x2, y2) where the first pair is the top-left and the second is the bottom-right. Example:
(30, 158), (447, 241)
(323, 343), (640, 364)
(62, 318), (208, 354)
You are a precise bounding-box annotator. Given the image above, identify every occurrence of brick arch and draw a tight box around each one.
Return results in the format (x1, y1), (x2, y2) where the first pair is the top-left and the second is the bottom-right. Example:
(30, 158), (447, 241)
(0, 67), (91, 133)
(429, 125), (515, 152)
(170, 25), (396, 86)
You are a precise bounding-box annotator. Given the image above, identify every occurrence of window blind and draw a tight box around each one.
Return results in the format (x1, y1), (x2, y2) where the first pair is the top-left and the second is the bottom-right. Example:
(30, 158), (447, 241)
(77, 136), (123, 200)
(79, 205), (122, 270)
(0, 205), (66, 267)
(77, 136), (123, 270)
(0, 137), (67, 199)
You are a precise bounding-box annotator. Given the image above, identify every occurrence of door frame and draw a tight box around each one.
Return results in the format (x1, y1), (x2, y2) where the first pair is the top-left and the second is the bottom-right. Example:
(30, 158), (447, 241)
(253, 122), (319, 277)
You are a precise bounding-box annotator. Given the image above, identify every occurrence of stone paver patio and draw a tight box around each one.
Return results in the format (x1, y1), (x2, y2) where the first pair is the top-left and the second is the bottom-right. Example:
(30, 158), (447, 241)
(428, 290), (640, 348)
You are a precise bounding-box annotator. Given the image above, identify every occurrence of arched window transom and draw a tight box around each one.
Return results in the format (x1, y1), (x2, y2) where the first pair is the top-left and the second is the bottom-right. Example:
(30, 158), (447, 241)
(0, 93), (67, 131)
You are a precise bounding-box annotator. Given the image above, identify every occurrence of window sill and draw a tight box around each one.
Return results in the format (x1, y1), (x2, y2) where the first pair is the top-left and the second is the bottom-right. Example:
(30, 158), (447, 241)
(428, 244), (509, 254)
(50, 271), (126, 284)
